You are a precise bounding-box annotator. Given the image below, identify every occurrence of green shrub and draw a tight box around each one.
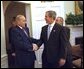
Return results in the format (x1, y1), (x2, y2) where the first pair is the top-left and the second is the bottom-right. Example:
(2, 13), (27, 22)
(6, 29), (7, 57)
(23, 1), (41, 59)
(65, 13), (83, 25)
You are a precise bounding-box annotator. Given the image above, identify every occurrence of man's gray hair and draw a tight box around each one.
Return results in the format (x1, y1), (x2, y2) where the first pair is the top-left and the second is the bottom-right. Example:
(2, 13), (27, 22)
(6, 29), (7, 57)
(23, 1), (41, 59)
(16, 15), (25, 20)
(46, 10), (56, 20)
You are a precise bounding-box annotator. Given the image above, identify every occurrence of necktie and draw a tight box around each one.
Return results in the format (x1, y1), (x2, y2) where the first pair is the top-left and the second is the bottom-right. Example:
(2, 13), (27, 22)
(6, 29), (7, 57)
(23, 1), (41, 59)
(47, 25), (51, 39)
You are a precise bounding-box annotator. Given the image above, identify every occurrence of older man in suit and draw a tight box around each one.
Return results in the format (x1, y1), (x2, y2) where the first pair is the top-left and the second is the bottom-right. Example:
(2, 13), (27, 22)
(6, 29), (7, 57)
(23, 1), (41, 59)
(8, 17), (16, 68)
(56, 17), (72, 68)
(10, 15), (38, 68)
(35, 10), (72, 68)
(56, 17), (70, 41)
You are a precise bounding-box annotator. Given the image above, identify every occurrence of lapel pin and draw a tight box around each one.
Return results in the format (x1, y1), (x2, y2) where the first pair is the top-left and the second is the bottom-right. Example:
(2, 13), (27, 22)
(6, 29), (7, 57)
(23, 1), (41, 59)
(53, 30), (55, 32)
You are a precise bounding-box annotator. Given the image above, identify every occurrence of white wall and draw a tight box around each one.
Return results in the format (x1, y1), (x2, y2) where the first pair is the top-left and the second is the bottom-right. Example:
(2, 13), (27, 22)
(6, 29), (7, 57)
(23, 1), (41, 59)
(64, 1), (75, 16)
(1, 1), (7, 60)
(19, 1), (75, 25)
(64, 1), (75, 26)
(31, 1), (65, 39)
(1, 1), (8, 68)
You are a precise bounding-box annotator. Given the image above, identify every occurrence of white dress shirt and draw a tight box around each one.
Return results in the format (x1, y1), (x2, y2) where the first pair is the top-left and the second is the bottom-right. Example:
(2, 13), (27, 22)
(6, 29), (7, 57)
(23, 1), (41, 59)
(47, 21), (55, 39)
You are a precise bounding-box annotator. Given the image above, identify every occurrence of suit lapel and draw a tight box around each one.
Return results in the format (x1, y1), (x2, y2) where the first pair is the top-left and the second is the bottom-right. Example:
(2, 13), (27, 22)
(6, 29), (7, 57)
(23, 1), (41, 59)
(48, 23), (57, 41)
(45, 25), (48, 41)
(16, 26), (29, 38)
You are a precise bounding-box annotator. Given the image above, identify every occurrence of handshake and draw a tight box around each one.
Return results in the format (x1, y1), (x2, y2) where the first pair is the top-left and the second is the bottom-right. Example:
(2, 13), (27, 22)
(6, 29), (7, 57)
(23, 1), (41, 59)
(32, 44), (39, 51)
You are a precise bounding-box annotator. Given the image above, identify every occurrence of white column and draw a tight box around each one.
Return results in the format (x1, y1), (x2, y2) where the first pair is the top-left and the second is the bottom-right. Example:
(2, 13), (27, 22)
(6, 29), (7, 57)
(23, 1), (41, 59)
(1, 1), (8, 68)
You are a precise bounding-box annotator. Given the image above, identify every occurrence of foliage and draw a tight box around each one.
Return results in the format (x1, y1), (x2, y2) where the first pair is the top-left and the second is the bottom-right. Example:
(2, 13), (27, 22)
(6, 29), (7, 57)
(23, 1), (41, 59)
(65, 13), (83, 25)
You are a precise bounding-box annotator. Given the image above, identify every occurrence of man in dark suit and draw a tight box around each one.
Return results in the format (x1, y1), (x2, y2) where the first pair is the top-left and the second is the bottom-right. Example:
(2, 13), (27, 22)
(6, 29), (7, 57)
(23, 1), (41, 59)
(56, 17), (70, 40)
(36, 10), (72, 68)
(10, 15), (37, 68)
(8, 17), (16, 68)
(56, 17), (73, 68)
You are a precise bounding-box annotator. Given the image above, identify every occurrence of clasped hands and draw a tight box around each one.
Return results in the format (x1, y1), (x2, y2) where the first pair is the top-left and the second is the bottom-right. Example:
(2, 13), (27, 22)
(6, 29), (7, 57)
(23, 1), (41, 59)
(32, 44), (38, 51)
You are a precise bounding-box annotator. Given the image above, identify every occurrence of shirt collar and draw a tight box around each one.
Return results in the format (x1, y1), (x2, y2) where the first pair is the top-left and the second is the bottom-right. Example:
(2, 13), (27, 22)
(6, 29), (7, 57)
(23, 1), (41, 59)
(48, 21), (55, 27)
(18, 25), (23, 29)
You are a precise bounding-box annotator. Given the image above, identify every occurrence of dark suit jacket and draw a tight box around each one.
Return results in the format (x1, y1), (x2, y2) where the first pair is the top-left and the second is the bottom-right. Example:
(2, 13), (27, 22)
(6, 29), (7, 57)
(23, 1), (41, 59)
(61, 26), (73, 67)
(11, 26), (36, 67)
(8, 27), (16, 54)
(37, 23), (72, 64)
(63, 26), (70, 40)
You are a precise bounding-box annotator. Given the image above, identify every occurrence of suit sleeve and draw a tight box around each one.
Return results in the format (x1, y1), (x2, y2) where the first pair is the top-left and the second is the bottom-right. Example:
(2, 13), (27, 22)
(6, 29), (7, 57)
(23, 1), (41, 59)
(8, 28), (15, 53)
(8, 28), (11, 43)
(11, 29), (33, 52)
(26, 27), (39, 44)
(36, 28), (44, 47)
(64, 27), (70, 40)
(59, 27), (69, 59)
(30, 37), (39, 44)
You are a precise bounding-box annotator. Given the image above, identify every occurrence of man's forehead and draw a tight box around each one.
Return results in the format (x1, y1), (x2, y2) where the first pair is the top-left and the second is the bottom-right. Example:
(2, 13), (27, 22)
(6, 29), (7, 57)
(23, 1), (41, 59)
(16, 15), (25, 20)
(19, 16), (25, 20)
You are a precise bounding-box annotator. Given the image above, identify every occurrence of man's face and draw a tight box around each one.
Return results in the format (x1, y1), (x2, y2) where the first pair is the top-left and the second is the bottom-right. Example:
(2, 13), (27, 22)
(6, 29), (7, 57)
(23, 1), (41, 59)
(17, 16), (26, 27)
(45, 13), (52, 24)
(56, 18), (61, 23)
(56, 17), (63, 25)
